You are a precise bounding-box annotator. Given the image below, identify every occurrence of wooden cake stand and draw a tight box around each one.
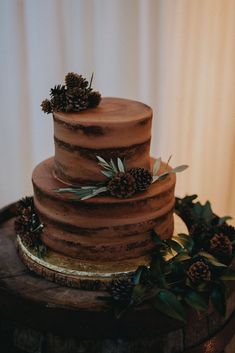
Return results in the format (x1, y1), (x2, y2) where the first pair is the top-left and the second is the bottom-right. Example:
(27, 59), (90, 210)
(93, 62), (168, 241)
(0, 202), (235, 353)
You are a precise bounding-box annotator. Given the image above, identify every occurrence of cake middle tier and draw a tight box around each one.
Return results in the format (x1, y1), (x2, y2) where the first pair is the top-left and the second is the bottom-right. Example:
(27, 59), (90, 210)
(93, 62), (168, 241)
(32, 158), (176, 262)
(53, 97), (152, 185)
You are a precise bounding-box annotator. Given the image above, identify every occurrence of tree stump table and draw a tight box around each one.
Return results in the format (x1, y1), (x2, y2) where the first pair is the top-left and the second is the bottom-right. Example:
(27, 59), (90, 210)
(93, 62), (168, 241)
(0, 202), (235, 353)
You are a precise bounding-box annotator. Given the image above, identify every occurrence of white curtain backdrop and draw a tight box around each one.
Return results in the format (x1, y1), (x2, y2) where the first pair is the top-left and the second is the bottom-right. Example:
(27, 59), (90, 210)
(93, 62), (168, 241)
(0, 0), (235, 223)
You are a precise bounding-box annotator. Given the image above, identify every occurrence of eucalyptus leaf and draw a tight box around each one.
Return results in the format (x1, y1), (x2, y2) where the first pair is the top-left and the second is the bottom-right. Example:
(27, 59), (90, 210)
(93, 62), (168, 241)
(157, 172), (169, 181)
(117, 158), (125, 172)
(184, 290), (208, 311)
(154, 290), (186, 322)
(171, 165), (189, 173)
(98, 163), (113, 171)
(53, 188), (79, 193)
(152, 176), (159, 183)
(96, 155), (109, 165)
(101, 170), (114, 178)
(110, 159), (118, 173)
(81, 186), (107, 200)
(153, 158), (161, 176)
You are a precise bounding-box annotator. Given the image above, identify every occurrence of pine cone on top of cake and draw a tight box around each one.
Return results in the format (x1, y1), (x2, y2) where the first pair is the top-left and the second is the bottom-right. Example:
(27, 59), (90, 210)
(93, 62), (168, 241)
(41, 72), (101, 113)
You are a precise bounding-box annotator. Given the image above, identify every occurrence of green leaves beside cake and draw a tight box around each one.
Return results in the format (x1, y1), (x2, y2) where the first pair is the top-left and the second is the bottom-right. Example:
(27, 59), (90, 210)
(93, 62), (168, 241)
(106, 196), (235, 321)
(54, 156), (188, 200)
(41, 72), (101, 114)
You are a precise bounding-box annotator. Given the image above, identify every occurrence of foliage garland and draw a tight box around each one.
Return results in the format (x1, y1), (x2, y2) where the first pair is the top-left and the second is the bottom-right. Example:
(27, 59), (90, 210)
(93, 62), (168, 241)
(105, 195), (235, 321)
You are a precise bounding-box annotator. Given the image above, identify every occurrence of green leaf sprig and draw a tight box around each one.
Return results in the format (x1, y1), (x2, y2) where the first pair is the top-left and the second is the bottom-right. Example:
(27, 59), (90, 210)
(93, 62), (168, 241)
(54, 156), (126, 200)
(152, 156), (188, 183)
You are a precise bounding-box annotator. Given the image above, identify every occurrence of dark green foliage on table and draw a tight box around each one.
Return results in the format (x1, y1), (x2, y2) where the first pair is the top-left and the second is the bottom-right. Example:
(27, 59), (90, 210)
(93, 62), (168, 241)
(106, 195), (235, 321)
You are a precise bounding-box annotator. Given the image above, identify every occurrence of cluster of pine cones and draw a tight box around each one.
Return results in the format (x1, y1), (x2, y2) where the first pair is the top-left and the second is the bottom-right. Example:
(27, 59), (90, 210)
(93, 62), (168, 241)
(15, 196), (43, 250)
(107, 168), (153, 198)
(41, 72), (101, 114)
(190, 222), (234, 265)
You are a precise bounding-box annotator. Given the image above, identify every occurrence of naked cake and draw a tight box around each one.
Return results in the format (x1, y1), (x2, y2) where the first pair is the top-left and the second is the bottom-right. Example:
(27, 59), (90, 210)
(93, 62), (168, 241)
(16, 72), (188, 288)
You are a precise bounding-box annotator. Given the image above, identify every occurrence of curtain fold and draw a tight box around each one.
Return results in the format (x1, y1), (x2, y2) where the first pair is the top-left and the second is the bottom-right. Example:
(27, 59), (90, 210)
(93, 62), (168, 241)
(0, 0), (235, 223)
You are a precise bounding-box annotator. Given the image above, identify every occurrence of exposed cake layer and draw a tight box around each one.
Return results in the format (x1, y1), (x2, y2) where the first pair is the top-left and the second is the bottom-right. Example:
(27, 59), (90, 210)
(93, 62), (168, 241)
(53, 97), (152, 185)
(32, 158), (176, 263)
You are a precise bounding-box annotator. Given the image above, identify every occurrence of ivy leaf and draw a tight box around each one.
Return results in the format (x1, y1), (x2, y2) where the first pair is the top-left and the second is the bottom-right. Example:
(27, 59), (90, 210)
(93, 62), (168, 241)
(218, 216), (233, 226)
(202, 201), (214, 221)
(220, 268), (235, 280)
(173, 233), (194, 252)
(184, 290), (208, 311)
(211, 286), (226, 316)
(151, 231), (163, 245)
(198, 251), (227, 267)
(134, 266), (149, 285)
(153, 158), (161, 175)
(153, 290), (186, 322)
(166, 239), (184, 254)
(117, 158), (125, 172)
(131, 284), (146, 305)
(174, 252), (191, 262)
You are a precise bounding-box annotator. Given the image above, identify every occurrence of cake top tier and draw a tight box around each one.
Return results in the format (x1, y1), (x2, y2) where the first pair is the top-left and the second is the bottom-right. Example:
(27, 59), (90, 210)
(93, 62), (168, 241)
(53, 97), (152, 124)
(53, 97), (153, 185)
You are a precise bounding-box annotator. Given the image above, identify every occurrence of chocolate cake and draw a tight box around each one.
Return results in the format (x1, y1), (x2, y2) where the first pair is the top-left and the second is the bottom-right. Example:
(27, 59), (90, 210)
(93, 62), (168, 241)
(16, 72), (191, 290)
(32, 97), (176, 263)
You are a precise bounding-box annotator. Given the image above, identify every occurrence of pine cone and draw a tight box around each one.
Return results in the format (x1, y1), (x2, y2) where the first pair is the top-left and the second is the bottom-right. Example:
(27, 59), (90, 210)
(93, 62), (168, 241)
(41, 99), (52, 114)
(209, 233), (233, 263)
(88, 91), (102, 108)
(129, 168), (153, 192)
(65, 87), (89, 112)
(51, 95), (66, 112)
(186, 259), (211, 284)
(107, 172), (136, 198)
(65, 72), (89, 89)
(110, 274), (134, 302)
(190, 222), (212, 237)
(21, 231), (35, 249)
(218, 224), (235, 240)
(50, 84), (66, 98)
(15, 197), (43, 250)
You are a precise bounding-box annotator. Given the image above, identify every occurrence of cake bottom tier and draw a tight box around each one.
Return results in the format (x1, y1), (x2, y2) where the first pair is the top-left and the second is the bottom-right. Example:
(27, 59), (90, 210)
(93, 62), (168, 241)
(17, 214), (187, 291)
(32, 157), (176, 263)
